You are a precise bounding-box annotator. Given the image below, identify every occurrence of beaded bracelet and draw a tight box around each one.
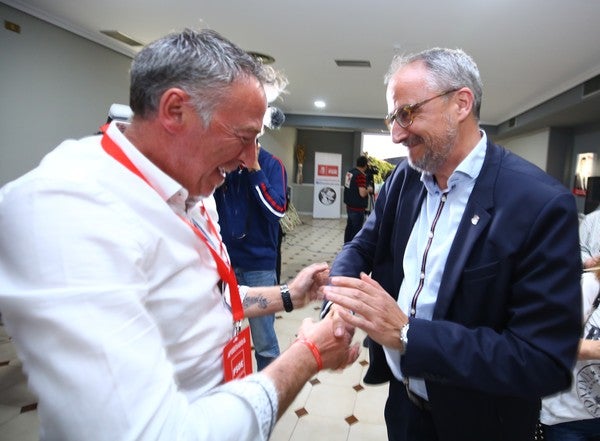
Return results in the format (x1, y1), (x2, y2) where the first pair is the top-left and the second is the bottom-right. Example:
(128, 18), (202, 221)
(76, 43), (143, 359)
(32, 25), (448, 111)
(296, 338), (323, 371)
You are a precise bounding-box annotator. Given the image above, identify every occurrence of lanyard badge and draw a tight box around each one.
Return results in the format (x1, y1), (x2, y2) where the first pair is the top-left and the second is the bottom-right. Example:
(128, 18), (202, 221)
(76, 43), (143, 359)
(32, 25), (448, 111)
(223, 325), (252, 381)
(194, 230), (252, 381)
(101, 130), (253, 381)
(187, 215), (253, 381)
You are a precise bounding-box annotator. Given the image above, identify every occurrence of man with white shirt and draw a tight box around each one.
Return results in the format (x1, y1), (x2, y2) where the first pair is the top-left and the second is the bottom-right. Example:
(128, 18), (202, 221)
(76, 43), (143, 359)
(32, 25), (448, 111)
(0, 29), (358, 441)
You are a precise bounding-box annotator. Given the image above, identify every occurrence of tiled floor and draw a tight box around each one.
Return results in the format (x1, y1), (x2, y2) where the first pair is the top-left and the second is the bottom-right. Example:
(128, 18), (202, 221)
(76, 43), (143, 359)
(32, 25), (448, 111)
(272, 216), (388, 441)
(0, 215), (388, 441)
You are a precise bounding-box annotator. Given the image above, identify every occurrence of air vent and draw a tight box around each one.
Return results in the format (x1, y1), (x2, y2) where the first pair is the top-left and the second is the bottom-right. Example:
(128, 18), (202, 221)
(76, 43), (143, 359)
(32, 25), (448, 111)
(335, 60), (371, 68)
(247, 51), (275, 65)
(583, 74), (600, 98)
(508, 117), (517, 128)
(100, 30), (144, 47)
(5, 20), (21, 33)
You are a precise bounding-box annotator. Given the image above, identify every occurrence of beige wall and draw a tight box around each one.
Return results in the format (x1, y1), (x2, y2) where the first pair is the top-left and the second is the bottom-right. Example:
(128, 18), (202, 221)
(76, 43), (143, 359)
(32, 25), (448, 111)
(0, 4), (131, 186)
(496, 128), (551, 171)
(258, 126), (297, 181)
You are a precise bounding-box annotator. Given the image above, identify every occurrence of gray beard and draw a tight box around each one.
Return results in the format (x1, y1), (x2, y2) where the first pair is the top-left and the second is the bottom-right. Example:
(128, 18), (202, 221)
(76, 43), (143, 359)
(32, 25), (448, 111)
(406, 121), (457, 175)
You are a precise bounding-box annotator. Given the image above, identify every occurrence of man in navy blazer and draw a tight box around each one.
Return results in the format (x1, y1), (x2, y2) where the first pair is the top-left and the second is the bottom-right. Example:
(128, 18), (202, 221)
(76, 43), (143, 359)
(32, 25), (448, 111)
(322, 48), (582, 441)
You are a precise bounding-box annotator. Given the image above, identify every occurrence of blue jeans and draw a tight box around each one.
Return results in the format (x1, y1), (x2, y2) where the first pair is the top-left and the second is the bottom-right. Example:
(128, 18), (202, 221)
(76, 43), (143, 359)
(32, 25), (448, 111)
(345, 209), (365, 243)
(234, 269), (280, 371)
(543, 419), (600, 441)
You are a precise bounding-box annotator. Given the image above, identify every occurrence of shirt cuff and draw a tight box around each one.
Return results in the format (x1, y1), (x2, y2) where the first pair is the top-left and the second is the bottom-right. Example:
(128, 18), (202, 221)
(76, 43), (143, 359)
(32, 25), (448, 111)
(320, 300), (333, 319)
(219, 373), (278, 439)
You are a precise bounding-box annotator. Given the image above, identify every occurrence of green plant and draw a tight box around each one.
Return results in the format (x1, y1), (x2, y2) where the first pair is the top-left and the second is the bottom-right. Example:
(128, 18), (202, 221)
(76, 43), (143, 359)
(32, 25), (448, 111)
(365, 155), (397, 184)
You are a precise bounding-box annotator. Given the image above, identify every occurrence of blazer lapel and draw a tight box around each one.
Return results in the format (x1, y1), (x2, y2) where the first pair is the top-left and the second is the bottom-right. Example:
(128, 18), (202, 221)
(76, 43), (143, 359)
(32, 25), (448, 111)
(433, 141), (500, 319)
(391, 171), (427, 299)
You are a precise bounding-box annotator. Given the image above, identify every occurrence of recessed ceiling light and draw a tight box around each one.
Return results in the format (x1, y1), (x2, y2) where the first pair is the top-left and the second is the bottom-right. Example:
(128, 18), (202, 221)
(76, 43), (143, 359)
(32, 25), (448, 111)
(314, 100), (326, 108)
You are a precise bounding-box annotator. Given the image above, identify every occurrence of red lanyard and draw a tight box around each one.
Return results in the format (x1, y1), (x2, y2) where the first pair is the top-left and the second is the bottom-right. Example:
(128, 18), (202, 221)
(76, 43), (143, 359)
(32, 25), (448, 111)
(100, 130), (244, 324)
(195, 203), (227, 263)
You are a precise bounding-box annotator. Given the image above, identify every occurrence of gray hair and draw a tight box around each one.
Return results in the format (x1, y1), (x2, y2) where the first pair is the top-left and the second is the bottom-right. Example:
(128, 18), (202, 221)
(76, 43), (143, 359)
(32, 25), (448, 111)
(129, 29), (276, 124)
(384, 48), (483, 119)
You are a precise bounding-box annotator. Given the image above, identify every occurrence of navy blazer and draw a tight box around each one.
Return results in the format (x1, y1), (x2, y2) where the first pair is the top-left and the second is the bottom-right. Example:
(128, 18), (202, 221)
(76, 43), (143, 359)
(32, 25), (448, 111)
(330, 141), (582, 440)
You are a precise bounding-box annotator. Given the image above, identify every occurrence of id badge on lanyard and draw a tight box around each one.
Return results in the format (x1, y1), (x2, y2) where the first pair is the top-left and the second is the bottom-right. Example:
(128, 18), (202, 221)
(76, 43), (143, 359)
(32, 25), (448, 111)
(101, 129), (253, 381)
(191, 217), (252, 382)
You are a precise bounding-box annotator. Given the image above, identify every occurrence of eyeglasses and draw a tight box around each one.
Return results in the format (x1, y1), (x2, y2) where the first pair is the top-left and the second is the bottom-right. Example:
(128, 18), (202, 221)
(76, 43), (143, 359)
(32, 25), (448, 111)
(384, 88), (460, 130)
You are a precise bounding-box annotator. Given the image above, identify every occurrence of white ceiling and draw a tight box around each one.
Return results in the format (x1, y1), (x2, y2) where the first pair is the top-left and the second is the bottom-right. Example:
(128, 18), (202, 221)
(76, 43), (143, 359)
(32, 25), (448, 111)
(7, 0), (600, 128)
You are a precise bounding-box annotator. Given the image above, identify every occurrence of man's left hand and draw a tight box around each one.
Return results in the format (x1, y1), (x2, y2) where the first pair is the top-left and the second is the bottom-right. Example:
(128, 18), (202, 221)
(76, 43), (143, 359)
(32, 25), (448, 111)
(288, 262), (330, 308)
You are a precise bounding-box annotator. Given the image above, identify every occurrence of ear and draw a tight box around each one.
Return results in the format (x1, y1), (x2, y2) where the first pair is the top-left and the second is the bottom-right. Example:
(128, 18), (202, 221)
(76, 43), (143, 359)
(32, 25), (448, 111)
(157, 88), (190, 134)
(454, 87), (475, 122)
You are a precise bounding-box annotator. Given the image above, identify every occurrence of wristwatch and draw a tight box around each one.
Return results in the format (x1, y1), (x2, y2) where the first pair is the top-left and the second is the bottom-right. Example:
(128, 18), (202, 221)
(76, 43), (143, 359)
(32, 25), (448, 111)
(280, 284), (294, 312)
(400, 322), (410, 355)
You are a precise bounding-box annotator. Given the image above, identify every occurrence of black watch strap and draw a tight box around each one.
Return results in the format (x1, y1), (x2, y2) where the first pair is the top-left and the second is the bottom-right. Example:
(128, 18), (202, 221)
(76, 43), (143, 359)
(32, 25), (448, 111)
(280, 284), (294, 312)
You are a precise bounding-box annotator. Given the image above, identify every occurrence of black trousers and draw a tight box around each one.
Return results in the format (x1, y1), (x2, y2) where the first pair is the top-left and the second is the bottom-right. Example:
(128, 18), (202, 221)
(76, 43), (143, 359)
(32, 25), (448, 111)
(385, 378), (438, 441)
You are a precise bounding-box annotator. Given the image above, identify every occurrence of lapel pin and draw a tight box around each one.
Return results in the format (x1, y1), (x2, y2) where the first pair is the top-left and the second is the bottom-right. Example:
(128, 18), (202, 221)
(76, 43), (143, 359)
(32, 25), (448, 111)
(471, 215), (480, 225)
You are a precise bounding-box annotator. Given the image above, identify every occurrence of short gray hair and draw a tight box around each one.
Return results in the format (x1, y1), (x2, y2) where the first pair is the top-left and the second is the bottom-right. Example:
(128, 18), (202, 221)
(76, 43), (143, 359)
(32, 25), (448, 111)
(129, 29), (276, 124)
(384, 47), (483, 119)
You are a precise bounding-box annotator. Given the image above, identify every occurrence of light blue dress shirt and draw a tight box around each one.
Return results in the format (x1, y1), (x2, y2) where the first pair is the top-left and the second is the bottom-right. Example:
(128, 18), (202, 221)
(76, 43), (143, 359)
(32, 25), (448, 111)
(384, 131), (487, 400)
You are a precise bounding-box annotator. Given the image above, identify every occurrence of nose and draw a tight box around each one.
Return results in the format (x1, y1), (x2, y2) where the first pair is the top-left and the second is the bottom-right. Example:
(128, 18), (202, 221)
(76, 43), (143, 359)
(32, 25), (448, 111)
(390, 122), (410, 145)
(239, 137), (259, 166)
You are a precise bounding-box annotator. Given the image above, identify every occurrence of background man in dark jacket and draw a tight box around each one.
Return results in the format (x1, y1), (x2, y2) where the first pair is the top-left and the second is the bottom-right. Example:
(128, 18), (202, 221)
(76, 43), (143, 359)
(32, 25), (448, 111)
(343, 155), (373, 243)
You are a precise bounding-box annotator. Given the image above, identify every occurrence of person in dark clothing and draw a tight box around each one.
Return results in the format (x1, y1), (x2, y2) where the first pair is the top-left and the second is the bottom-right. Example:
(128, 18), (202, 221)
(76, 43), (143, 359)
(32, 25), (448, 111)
(343, 155), (373, 243)
(214, 139), (288, 370)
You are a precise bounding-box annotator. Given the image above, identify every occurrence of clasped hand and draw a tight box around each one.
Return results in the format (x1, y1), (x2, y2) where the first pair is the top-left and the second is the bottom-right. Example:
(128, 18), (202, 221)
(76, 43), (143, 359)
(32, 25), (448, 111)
(287, 262), (330, 308)
(322, 272), (407, 350)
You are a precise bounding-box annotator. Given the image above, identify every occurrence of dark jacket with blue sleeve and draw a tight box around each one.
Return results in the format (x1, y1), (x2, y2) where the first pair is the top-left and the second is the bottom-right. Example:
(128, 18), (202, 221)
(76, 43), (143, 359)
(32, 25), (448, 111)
(214, 147), (287, 271)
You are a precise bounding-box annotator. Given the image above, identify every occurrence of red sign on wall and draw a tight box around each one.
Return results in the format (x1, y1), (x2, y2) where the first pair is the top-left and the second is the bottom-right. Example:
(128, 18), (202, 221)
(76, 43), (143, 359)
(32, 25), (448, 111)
(317, 165), (339, 177)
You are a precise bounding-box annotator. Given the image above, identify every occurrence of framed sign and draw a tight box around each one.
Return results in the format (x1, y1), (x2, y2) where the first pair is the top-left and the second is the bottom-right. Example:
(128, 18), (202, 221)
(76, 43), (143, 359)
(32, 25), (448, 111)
(313, 152), (341, 218)
(574, 152), (595, 196)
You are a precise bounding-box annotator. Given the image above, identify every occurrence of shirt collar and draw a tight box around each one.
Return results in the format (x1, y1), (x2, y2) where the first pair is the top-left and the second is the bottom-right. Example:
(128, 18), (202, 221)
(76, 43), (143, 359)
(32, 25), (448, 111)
(106, 121), (189, 210)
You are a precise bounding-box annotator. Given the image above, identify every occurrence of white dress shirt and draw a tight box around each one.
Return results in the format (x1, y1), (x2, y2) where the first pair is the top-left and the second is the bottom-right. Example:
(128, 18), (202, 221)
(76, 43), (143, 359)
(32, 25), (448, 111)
(0, 121), (277, 440)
